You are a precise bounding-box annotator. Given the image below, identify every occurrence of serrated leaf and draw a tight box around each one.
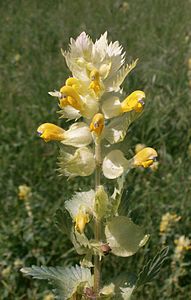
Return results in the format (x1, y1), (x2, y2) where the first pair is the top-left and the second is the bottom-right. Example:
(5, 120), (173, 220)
(71, 228), (90, 255)
(136, 247), (169, 287)
(54, 209), (72, 238)
(105, 216), (149, 257)
(21, 265), (92, 300)
(111, 59), (138, 91)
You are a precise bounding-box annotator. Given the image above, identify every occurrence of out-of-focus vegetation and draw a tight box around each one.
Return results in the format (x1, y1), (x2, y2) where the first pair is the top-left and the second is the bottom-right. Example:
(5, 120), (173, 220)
(0, 0), (191, 299)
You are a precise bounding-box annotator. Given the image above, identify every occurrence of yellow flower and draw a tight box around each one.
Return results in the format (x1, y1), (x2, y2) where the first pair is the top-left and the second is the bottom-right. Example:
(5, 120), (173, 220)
(18, 184), (31, 201)
(89, 69), (101, 92)
(37, 122), (92, 147)
(121, 91), (145, 113)
(174, 235), (191, 260)
(135, 144), (159, 171)
(37, 123), (65, 142)
(59, 85), (84, 111)
(133, 147), (158, 168)
(159, 212), (181, 234)
(75, 211), (90, 234)
(90, 113), (105, 136)
(102, 90), (145, 119)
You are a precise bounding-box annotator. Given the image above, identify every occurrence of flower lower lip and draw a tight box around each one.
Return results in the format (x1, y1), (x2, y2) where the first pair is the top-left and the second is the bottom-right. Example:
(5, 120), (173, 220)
(37, 131), (42, 136)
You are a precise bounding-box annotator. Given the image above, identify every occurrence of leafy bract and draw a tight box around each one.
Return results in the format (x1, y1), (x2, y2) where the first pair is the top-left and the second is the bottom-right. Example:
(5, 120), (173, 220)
(65, 190), (95, 219)
(21, 265), (92, 300)
(94, 185), (109, 219)
(105, 216), (149, 257)
(54, 209), (90, 255)
(104, 110), (143, 144)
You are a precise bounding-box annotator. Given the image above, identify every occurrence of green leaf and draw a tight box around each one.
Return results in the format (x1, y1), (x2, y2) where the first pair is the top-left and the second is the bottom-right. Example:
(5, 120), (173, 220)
(105, 216), (149, 257)
(136, 247), (169, 287)
(21, 265), (92, 300)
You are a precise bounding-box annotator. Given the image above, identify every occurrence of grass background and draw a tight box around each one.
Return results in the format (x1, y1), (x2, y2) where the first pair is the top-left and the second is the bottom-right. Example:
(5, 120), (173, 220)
(0, 0), (191, 299)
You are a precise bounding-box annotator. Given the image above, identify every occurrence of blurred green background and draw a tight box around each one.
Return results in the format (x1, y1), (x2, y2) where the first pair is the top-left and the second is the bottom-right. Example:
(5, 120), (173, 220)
(0, 0), (191, 299)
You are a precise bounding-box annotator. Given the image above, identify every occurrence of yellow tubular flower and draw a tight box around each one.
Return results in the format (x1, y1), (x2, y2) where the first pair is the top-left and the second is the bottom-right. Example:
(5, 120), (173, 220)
(89, 69), (101, 95)
(121, 91), (145, 113)
(75, 211), (90, 234)
(65, 77), (81, 93)
(18, 185), (31, 201)
(59, 85), (83, 111)
(133, 147), (158, 168)
(90, 113), (105, 136)
(37, 123), (65, 142)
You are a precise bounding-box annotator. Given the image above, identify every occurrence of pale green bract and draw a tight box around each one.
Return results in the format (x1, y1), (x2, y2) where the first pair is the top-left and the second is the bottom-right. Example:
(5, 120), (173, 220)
(105, 216), (149, 257)
(21, 265), (92, 300)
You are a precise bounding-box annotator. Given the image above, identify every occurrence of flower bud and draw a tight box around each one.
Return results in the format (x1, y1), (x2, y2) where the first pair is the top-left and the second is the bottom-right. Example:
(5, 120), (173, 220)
(100, 243), (111, 255)
(90, 113), (104, 136)
(89, 69), (101, 95)
(133, 147), (158, 168)
(37, 123), (65, 142)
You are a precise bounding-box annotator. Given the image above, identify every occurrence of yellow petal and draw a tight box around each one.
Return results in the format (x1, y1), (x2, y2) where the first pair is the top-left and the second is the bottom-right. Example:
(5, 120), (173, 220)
(121, 90), (145, 113)
(75, 211), (90, 234)
(37, 123), (65, 142)
(60, 85), (84, 111)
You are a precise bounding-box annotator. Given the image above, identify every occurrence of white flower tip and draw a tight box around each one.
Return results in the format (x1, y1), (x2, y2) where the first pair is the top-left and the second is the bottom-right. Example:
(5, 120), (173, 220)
(48, 90), (61, 98)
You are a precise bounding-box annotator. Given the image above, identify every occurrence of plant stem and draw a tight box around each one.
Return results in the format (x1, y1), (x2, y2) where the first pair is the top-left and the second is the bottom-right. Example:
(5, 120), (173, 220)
(94, 138), (101, 298)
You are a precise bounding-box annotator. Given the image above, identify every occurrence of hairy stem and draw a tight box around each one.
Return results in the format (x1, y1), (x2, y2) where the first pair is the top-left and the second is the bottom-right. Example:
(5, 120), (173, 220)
(94, 138), (101, 298)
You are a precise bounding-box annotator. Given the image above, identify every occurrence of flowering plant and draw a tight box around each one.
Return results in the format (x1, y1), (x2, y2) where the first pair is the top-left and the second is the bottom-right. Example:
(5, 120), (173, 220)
(21, 32), (168, 299)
